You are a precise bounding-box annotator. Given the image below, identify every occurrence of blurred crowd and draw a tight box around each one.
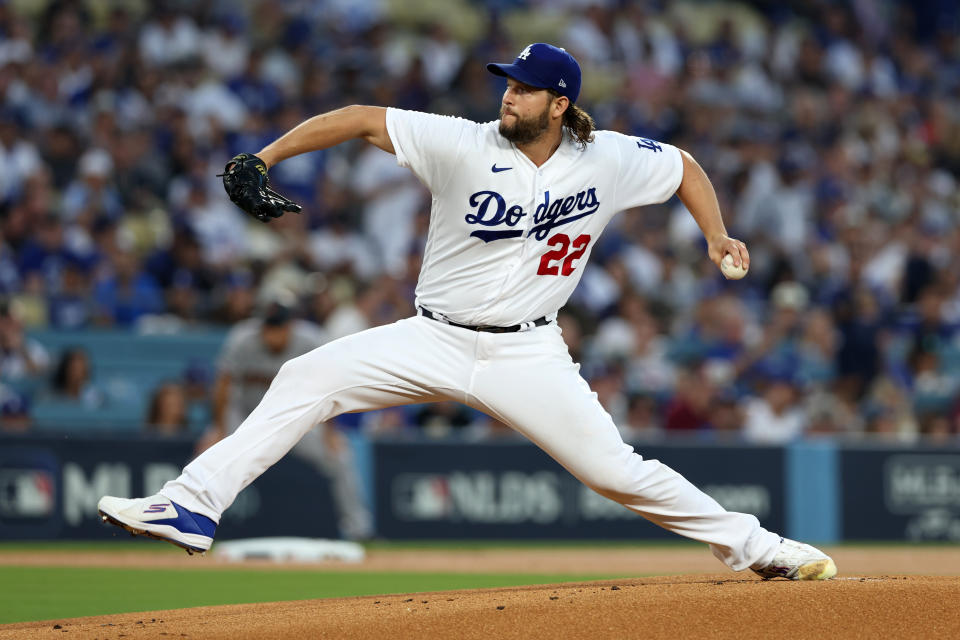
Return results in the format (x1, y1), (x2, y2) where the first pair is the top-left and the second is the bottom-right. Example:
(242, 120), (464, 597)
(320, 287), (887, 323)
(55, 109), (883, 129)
(1, 0), (960, 444)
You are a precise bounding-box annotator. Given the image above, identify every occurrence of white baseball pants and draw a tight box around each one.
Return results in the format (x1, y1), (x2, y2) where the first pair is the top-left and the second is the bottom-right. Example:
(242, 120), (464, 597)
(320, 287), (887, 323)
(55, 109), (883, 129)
(162, 316), (781, 571)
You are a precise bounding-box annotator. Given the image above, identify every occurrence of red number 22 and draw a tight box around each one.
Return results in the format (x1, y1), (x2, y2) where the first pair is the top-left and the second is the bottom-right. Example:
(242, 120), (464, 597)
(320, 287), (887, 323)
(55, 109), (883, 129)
(537, 234), (591, 276)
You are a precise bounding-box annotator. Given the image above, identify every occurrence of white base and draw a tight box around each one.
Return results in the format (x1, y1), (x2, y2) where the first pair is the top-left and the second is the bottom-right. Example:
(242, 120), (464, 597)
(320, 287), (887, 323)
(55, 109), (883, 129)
(213, 537), (366, 563)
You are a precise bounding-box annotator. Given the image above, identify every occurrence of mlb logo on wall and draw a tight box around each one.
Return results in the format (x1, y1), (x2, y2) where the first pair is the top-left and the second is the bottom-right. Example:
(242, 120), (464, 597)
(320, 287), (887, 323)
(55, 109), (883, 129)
(0, 468), (56, 518)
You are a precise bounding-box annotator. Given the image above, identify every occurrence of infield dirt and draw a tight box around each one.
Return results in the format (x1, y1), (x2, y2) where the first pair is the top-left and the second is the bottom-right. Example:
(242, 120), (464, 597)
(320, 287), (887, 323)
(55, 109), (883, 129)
(2, 547), (959, 639)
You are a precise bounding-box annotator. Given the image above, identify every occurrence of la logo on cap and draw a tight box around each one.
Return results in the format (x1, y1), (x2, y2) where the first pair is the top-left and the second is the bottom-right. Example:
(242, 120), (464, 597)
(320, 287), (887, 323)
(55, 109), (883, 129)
(486, 43), (582, 103)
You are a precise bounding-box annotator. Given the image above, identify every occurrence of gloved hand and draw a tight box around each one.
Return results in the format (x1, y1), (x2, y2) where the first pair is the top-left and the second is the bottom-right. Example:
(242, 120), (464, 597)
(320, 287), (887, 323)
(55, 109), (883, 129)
(218, 153), (302, 223)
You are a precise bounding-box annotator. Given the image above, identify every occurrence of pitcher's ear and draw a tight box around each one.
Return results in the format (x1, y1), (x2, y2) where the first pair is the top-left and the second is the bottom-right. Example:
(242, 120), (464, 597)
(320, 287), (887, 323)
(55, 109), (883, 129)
(553, 95), (569, 117)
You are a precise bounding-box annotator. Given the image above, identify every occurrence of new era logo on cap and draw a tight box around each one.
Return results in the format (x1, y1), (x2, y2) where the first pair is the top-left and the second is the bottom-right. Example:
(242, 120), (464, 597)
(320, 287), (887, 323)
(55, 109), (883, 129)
(487, 43), (582, 103)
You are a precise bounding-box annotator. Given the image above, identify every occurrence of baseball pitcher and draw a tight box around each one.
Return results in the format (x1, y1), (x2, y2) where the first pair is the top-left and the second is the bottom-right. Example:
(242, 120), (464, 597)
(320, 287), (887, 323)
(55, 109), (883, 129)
(100, 44), (836, 580)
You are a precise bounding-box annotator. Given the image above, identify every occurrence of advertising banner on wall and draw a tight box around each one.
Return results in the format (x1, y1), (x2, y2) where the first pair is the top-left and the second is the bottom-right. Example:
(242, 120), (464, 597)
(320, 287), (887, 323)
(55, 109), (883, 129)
(0, 436), (338, 541)
(841, 447), (960, 541)
(373, 440), (786, 539)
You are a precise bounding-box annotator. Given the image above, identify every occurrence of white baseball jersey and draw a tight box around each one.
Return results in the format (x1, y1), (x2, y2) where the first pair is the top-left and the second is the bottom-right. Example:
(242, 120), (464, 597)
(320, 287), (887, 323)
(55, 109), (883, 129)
(385, 108), (684, 326)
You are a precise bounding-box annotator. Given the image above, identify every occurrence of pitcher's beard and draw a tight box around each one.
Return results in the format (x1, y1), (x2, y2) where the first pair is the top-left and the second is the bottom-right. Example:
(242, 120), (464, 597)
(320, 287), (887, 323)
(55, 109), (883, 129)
(499, 105), (551, 145)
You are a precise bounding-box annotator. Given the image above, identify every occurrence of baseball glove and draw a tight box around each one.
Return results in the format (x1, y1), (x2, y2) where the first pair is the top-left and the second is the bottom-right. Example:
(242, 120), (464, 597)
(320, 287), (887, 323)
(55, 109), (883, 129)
(218, 153), (302, 223)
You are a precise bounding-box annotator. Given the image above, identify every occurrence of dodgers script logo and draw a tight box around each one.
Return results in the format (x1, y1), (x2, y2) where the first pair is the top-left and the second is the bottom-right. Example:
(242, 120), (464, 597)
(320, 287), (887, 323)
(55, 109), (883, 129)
(465, 188), (601, 242)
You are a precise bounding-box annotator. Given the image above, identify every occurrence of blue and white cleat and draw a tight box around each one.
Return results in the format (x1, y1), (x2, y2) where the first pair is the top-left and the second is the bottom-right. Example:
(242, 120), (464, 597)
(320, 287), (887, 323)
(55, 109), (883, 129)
(751, 537), (838, 581)
(98, 495), (216, 555)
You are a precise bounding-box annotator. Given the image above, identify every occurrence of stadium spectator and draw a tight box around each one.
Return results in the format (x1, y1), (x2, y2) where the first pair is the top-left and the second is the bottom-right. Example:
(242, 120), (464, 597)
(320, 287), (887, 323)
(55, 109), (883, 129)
(0, 107), (41, 207)
(663, 362), (716, 433)
(145, 381), (189, 436)
(0, 300), (50, 381)
(61, 148), (123, 223)
(742, 369), (807, 444)
(48, 347), (103, 409)
(92, 248), (164, 327)
(0, 382), (30, 432)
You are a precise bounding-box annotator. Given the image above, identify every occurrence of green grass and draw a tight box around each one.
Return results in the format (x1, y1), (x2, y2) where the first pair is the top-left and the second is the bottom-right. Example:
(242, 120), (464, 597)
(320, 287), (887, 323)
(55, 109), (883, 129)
(0, 538), (931, 555)
(0, 539), (929, 625)
(0, 566), (621, 625)
(362, 539), (703, 550)
(0, 538), (704, 554)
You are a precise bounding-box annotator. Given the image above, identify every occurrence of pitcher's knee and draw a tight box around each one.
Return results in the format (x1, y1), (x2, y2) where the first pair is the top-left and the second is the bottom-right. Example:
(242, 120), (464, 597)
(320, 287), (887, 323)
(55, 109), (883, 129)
(583, 468), (640, 504)
(275, 349), (340, 389)
(275, 353), (312, 381)
(582, 455), (664, 505)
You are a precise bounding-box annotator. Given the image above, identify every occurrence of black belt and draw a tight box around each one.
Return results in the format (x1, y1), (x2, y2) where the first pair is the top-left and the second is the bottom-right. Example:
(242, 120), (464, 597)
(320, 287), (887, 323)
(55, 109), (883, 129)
(418, 307), (550, 333)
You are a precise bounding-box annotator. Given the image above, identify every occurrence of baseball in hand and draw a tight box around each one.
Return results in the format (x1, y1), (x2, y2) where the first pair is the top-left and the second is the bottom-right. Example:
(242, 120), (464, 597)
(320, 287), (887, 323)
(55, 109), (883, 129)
(720, 253), (748, 280)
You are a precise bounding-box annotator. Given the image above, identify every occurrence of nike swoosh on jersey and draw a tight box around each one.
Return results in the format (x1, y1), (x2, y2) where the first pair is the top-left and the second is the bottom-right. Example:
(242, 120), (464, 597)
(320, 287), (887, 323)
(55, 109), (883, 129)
(491, 164), (512, 173)
(470, 229), (523, 242)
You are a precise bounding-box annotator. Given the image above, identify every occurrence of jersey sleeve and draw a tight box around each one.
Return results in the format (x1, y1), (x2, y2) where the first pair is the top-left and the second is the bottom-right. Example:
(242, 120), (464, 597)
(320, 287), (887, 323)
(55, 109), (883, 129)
(612, 133), (684, 211)
(385, 107), (476, 194)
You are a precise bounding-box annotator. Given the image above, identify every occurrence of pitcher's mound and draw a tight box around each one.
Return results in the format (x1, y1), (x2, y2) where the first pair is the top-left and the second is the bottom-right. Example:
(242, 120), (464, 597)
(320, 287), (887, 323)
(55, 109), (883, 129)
(3, 574), (957, 640)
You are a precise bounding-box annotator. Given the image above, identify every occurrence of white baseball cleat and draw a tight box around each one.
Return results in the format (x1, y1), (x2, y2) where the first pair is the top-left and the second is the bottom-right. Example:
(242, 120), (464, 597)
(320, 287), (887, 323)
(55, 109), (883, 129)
(98, 494), (217, 555)
(751, 537), (838, 581)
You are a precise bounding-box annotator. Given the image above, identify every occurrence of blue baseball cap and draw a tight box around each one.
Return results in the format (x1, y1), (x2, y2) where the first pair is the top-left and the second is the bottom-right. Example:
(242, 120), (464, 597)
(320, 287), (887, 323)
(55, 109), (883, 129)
(487, 43), (582, 103)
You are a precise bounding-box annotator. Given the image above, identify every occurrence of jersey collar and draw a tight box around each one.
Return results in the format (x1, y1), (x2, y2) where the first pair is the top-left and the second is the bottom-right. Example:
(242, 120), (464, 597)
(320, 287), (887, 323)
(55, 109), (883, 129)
(509, 127), (574, 172)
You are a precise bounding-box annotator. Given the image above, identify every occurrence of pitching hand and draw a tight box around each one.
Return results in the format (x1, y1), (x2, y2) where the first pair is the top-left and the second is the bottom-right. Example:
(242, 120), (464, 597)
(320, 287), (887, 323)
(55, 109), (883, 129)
(707, 234), (749, 273)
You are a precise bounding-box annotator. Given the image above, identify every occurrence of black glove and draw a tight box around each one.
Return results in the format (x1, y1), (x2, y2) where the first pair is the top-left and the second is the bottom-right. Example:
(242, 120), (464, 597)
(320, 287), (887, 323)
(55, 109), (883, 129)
(218, 153), (302, 223)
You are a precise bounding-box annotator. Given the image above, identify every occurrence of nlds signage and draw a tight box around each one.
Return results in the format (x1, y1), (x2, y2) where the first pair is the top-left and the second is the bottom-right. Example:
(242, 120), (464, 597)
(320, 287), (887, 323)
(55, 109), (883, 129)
(392, 471), (562, 524)
(374, 441), (786, 539)
(389, 472), (772, 526)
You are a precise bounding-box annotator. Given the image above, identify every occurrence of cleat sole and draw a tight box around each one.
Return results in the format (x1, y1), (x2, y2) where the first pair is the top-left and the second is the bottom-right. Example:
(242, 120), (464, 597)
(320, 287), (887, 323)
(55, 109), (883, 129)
(98, 510), (208, 555)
